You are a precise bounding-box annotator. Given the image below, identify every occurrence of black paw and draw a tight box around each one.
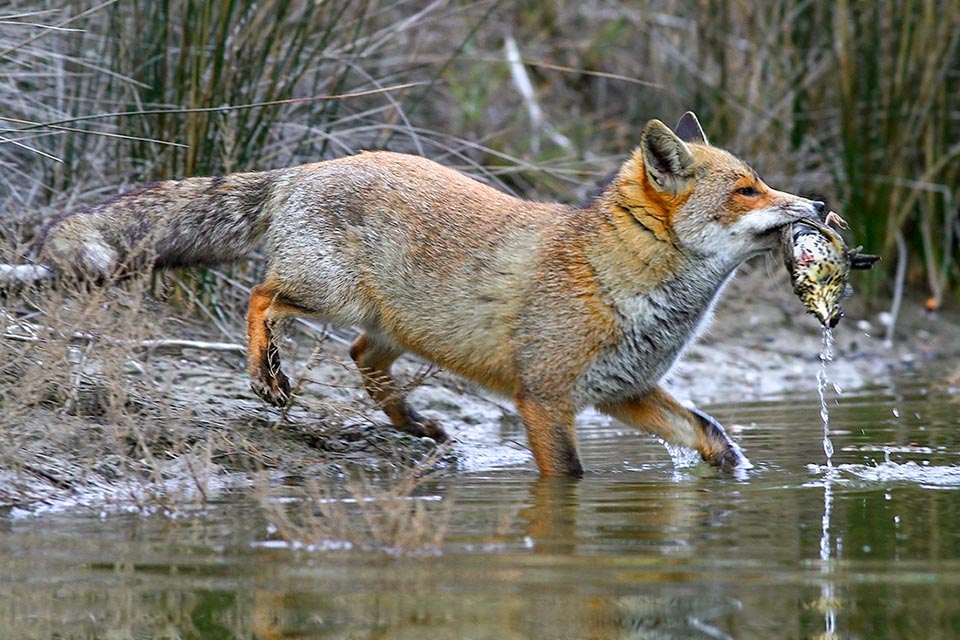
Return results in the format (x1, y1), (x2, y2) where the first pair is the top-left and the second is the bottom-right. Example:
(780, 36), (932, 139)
(690, 407), (752, 472)
(250, 369), (292, 408)
(404, 409), (450, 443)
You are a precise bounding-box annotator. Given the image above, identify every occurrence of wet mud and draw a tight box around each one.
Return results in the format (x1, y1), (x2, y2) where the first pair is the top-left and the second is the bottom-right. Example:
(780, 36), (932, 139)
(2, 266), (959, 515)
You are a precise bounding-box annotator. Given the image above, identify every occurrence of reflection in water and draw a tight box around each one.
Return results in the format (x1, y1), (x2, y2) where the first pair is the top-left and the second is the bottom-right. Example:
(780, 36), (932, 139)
(519, 476), (581, 555)
(609, 595), (740, 640)
(516, 476), (739, 639)
(250, 477), (740, 639)
(818, 476), (838, 639)
(2, 375), (960, 638)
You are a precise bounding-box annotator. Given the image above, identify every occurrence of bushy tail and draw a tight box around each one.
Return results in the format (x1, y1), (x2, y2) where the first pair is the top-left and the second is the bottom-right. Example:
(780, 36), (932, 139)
(39, 168), (292, 281)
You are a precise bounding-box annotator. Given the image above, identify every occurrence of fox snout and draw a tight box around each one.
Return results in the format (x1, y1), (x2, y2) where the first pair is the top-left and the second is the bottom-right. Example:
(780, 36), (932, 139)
(767, 196), (827, 234)
(783, 197), (826, 224)
(792, 199), (826, 224)
(812, 200), (827, 219)
(777, 198), (826, 238)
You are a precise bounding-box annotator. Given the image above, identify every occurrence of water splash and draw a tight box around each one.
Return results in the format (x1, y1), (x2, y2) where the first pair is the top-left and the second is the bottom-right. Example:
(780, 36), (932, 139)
(841, 461), (960, 487)
(662, 441), (702, 469)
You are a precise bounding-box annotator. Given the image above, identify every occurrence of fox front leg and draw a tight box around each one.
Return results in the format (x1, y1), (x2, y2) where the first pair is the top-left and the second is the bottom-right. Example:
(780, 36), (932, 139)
(598, 386), (750, 471)
(515, 393), (584, 477)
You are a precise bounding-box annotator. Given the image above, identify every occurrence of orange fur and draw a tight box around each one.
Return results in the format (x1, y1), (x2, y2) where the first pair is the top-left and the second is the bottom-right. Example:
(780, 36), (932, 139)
(42, 111), (825, 476)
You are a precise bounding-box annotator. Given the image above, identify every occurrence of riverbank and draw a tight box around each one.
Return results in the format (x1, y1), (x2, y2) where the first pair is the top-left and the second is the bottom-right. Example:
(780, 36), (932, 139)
(1, 262), (957, 516)
(665, 266), (960, 405)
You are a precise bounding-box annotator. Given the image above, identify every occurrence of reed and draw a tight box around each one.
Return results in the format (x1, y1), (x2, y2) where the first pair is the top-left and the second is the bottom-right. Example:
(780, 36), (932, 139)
(2, 0), (957, 302)
(503, 0), (960, 302)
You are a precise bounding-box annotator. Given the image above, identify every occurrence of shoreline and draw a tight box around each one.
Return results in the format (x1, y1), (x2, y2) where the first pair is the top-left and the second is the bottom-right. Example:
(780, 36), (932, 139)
(2, 265), (958, 516)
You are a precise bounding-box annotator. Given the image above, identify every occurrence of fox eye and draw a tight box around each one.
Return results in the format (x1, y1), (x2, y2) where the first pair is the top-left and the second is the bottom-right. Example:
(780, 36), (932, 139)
(736, 186), (760, 197)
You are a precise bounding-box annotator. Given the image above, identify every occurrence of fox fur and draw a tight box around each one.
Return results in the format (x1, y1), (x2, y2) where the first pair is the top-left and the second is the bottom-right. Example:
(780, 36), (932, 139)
(39, 112), (824, 476)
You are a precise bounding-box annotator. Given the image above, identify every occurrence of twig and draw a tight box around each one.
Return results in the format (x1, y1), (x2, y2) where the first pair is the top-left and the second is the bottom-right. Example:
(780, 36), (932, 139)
(135, 338), (246, 354)
(0, 263), (54, 289)
(503, 33), (572, 153)
(61, 339), (95, 416)
(274, 343), (329, 428)
(20, 463), (75, 491)
(1, 329), (246, 355)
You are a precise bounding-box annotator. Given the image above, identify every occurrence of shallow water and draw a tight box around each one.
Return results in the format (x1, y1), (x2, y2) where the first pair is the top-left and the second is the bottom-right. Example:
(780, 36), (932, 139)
(3, 371), (960, 639)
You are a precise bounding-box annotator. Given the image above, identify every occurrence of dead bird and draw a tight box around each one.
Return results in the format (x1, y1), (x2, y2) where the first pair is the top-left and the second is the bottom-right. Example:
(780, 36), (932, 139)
(781, 213), (880, 327)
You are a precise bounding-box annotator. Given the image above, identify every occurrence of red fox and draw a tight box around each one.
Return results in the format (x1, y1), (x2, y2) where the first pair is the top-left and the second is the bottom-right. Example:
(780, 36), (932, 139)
(40, 112), (824, 476)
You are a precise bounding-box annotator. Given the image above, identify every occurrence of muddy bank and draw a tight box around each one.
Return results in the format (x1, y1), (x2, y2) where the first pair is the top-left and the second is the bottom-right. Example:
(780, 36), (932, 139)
(666, 269), (960, 405)
(1, 265), (957, 515)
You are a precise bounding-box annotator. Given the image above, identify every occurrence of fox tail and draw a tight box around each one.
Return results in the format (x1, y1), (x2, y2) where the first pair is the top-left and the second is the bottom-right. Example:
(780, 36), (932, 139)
(38, 168), (290, 281)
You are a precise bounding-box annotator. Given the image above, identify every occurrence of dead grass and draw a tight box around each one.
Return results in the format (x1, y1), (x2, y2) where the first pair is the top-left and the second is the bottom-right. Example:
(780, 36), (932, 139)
(0, 242), (455, 526)
(5, 1), (956, 304)
(254, 449), (451, 555)
(1, 0), (957, 539)
(0, 271), (220, 513)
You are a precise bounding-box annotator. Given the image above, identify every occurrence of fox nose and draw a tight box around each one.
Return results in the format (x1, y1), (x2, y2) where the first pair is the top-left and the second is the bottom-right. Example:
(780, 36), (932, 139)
(813, 200), (827, 219)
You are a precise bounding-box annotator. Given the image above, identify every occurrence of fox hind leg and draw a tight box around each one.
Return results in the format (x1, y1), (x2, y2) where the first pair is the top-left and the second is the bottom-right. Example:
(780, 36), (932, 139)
(246, 283), (298, 407)
(350, 333), (449, 442)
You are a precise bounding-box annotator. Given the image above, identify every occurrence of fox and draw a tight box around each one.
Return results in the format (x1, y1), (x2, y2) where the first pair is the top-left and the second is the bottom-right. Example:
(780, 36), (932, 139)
(38, 111), (825, 477)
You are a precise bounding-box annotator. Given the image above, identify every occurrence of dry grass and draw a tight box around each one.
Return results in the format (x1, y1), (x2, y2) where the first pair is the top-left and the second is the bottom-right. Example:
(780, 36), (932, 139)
(0, 240), (454, 524)
(4, 1), (956, 301)
(255, 449), (451, 555)
(0, 274), (209, 513)
(1, 0), (957, 531)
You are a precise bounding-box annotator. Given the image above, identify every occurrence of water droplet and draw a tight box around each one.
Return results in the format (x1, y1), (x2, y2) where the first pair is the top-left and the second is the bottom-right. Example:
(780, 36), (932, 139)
(661, 441), (701, 468)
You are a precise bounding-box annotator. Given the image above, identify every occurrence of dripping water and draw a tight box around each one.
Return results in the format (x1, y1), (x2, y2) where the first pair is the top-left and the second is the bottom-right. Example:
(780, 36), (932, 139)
(817, 326), (838, 638)
(817, 327), (836, 469)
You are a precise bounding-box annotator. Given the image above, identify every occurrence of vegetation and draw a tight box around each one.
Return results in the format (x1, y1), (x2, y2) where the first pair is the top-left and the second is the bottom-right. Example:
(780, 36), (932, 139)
(0, 0), (957, 541)
(1, 0), (957, 302)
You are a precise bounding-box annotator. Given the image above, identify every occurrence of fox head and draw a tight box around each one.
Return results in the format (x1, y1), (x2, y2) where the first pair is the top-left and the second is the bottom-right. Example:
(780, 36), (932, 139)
(611, 112), (823, 265)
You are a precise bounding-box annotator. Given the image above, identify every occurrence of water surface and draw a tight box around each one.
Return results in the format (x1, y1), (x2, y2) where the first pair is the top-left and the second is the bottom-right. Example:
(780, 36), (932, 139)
(2, 372), (959, 639)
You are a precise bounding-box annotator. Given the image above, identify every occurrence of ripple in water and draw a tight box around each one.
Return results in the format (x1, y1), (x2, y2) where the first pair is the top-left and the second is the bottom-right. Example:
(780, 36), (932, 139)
(840, 461), (960, 487)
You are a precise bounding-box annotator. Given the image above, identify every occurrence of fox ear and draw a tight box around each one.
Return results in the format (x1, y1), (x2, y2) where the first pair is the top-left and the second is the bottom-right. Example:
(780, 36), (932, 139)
(675, 111), (709, 145)
(640, 119), (696, 195)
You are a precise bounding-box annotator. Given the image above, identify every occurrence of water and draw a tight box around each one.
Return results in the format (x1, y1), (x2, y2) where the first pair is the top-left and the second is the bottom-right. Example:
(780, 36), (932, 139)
(817, 327), (838, 638)
(818, 327), (836, 467)
(3, 370), (960, 638)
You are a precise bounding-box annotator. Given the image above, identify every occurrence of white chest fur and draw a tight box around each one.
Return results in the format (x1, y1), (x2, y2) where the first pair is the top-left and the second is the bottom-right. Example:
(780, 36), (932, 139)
(574, 263), (735, 407)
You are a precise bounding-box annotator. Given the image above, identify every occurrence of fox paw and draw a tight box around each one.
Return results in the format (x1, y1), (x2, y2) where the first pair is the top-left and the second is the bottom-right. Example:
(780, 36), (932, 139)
(712, 438), (751, 472)
(400, 409), (450, 443)
(250, 370), (292, 408)
(690, 407), (752, 472)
